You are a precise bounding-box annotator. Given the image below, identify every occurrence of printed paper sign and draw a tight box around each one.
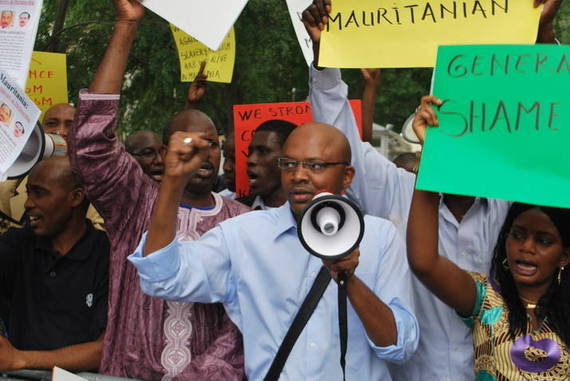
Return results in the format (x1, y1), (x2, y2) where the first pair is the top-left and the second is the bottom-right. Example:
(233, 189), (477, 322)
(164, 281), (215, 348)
(286, 0), (313, 66)
(140, 0), (248, 51)
(233, 100), (362, 197)
(26, 51), (68, 115)
(417, 44), (570, 208)
(0, 70), (41, 178)
(171, 25), (235, 83)
(53, 367), (88, 381)
(319, 0), (541, 68)
(0, 0), (43, 87)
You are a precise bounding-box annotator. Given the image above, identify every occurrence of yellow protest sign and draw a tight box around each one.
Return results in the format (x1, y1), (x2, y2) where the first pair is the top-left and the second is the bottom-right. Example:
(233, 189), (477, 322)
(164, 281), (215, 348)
(25, 51), (68, 116)
(320, 0), (542, 68)
(171, 24), (236, 83)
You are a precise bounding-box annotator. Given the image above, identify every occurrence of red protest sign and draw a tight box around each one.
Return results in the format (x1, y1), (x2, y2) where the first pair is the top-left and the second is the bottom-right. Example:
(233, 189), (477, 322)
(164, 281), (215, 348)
(233, 100), (362, 198)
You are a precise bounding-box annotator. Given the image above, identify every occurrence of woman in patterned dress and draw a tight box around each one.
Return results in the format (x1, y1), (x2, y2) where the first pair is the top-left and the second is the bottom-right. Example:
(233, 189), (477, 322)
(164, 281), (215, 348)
(407, 96), (570, 380)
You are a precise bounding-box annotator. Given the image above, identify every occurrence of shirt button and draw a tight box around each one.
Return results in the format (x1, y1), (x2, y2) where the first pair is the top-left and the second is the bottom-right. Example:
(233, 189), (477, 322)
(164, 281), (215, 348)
(49, 271), (56, 278)
(310, 272), (316, 277)
(309, 342), (317, 348)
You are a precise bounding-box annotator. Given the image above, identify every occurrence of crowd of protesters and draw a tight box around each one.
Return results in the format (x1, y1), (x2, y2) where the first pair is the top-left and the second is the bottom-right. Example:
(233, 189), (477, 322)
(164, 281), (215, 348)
(0, 0), (567, 380)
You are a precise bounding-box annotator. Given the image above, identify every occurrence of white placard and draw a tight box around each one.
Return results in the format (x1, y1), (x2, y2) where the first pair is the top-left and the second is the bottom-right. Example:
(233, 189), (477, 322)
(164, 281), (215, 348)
(53, 367), (89, 381)
(286, 0), (313, 66)
(0, 0), (43, 88)
(0, 70), (40, 178)
(139, 0), (248, 51)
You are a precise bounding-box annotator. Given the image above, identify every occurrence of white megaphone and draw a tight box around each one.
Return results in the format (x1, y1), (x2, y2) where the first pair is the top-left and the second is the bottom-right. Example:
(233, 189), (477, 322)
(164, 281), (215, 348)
(401, 113), (420, 144)
(6, 122), (67, 179)
(298, 192), (365, 260)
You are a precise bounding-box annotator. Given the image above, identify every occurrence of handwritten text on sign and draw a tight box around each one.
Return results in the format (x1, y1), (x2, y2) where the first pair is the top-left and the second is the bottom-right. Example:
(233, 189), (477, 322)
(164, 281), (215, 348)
(319, 0), (541, 68)
(171, 25), (235, 83)
(417, 45), (570, 208)
(25, 51), (68, 116)
(233, 100), (362, 197)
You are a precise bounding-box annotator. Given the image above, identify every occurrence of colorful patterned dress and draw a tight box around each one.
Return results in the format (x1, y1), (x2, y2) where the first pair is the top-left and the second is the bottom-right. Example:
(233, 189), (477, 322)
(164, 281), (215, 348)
(462, 273), (570, 380)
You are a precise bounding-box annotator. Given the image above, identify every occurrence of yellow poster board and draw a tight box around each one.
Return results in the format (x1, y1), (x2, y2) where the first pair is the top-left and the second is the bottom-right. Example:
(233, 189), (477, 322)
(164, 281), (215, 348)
(25, 51), (68, 116)
(320, 0), (542, 68)
(171, 24), (236, 83)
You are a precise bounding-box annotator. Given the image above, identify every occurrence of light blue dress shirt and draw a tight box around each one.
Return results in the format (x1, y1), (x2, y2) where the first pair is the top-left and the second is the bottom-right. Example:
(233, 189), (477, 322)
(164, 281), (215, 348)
(309, 66), (511, 381)
(129, 203), (419, 381)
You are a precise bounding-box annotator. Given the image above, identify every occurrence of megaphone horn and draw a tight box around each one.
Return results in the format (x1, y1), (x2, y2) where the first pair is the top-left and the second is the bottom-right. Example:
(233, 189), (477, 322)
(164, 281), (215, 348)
(6, 122), (67, 179)
(298, 192), (365, 260)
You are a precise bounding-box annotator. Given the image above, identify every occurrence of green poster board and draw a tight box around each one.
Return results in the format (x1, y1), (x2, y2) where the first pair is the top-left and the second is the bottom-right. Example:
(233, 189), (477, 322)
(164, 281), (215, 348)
(418, 44), (570, 208)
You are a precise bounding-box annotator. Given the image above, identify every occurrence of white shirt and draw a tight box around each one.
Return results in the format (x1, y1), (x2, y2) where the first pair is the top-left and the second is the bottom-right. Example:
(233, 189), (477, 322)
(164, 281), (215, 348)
(309, 66), (511, 381)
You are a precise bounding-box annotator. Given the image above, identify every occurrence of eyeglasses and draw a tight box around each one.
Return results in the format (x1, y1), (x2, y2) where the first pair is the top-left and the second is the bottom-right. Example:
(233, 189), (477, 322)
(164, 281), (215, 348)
(277, 157), (349, 173)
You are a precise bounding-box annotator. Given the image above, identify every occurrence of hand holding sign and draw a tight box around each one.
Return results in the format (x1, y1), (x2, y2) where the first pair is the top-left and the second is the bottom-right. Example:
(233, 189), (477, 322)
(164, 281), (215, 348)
(114, 0), (144, 23)
(412, 96), (443, 145)
(535, 0), (562, 43)
(301, 0), (331, 66)
(319, 0), (542, 68)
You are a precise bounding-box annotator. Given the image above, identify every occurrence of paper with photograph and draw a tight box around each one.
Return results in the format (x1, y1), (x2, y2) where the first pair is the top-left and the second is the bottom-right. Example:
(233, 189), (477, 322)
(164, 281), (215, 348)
(0, 0), (43, 87)
(0, 70), (40, 178)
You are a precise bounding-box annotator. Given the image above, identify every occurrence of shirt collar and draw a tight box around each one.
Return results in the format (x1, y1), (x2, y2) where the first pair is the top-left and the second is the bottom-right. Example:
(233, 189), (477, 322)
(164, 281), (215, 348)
(273, 202), (298, 239)
(34, 220), (97, 261)
(439, 196), (489, 225)
(251, 196), (266, 211)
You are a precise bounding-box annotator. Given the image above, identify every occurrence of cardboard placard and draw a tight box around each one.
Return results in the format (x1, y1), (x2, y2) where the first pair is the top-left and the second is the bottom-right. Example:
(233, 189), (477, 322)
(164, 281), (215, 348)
(418, 44), (570, 208)
(233, 100), (362, 197)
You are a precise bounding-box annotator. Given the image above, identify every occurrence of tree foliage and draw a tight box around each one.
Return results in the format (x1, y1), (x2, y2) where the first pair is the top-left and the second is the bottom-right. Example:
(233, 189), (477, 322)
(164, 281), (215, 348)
(34, 0), (569, 137)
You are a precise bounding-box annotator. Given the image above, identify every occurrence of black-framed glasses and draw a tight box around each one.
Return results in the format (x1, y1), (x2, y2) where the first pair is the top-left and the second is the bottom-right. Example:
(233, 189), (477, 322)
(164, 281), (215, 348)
(277, 157), (349, 173)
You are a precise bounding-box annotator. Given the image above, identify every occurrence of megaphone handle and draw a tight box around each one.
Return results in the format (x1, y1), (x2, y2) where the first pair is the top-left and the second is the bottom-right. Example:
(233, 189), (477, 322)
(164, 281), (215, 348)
(338, 271), (348, 381)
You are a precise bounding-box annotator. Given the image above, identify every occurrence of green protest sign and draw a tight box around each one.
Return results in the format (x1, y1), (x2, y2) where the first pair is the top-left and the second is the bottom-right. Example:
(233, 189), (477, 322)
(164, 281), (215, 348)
(417, 44), (570, 208)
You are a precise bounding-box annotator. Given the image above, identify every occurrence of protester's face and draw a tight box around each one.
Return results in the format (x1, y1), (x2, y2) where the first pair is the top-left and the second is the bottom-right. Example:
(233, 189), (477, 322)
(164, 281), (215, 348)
(24, 165), (77, 238)
(281, 125), (353, 217)
(129, 134), (164, 182)
(247, 131), (283, 198)
(19, 15), (28, 27)
(0, 105), (11, 123)
(14, 124), (23, 137)
(0, 11), (13, 28)
(222, 136), (236, 192)
(43, 104), (75, 141)
(505, 207), (568, 290)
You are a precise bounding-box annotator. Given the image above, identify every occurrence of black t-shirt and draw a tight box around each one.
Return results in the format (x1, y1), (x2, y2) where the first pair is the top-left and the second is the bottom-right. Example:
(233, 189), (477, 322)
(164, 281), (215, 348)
(0, 221), (109, 350)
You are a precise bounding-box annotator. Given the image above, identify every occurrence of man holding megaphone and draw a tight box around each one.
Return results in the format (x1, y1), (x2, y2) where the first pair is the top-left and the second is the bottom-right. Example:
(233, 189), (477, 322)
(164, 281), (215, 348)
(129, 122), (418, 380)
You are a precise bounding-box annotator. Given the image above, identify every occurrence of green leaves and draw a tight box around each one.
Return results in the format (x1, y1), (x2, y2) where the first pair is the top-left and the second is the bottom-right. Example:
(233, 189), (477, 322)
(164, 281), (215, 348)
(35, 0), (569, 138)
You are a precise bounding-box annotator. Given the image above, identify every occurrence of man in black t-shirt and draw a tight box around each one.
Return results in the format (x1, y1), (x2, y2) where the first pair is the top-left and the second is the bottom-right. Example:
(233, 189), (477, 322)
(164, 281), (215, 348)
(0, 156), (109, 372)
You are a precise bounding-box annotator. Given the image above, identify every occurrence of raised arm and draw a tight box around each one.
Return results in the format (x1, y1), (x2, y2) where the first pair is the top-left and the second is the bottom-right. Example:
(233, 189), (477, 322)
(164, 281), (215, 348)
(360, 68), (381, 143)
(406, 96), (476, 317)
(144, 132), (212, 255)
(129, 132), (235, 304)
(185, 61), (207, 110)
(535, 0), (561, 44)
(89, 0), (143, 93)
(303, 0), (415, 230)
(68, 0), (154, 231)
(0, 332), (104, 372)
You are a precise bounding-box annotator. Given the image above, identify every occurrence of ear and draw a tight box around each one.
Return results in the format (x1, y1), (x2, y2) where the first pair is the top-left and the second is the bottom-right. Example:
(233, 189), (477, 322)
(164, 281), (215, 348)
(70, 187), (86, 208)
(342, 165), (355, 191)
